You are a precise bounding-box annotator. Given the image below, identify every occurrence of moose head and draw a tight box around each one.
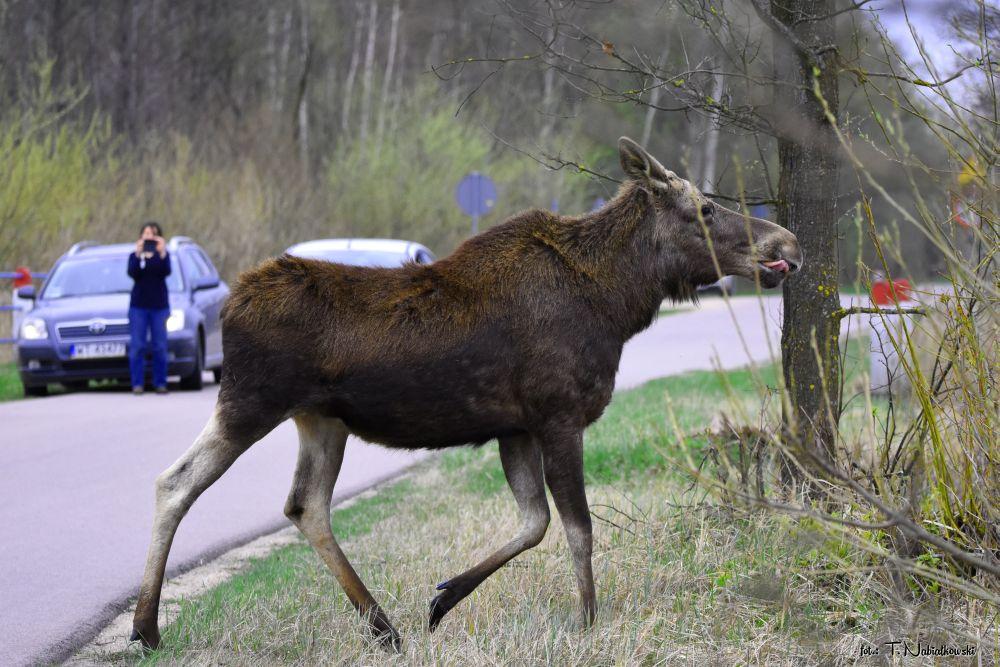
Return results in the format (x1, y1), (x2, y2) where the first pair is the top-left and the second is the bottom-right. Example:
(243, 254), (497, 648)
(618, 136), (802, 290)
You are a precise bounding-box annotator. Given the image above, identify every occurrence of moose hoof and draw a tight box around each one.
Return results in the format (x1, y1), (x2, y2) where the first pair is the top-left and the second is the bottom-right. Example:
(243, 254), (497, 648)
(374, 625), (402, 653)
(428, 581), (463, 632)
(368, 608), (402, 652)
(129, 625), (160, 650)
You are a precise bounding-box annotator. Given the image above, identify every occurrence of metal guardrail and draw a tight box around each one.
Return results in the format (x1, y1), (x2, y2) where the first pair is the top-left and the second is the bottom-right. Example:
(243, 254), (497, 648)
(2, 269), (48, 344)
(0, 271), (47, 281)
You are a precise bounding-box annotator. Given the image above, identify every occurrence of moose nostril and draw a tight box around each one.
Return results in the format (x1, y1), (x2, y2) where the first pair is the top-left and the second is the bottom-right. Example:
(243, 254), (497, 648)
(782, 244), (803, 272)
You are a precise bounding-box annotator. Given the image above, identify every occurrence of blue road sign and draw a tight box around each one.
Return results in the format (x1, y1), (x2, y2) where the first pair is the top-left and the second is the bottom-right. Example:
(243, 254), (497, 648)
(455, 172), (497, 218)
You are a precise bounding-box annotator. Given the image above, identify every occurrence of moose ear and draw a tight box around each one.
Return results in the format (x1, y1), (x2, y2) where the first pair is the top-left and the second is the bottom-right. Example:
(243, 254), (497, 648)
(619, 136), (669, 185)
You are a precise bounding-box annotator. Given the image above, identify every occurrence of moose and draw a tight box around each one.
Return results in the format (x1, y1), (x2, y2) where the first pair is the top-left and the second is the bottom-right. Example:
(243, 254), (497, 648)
(131, 137), (801, 650)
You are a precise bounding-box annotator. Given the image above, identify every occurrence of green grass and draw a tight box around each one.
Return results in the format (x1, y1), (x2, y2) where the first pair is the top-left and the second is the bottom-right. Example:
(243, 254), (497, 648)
(0, 361), (71, 401)
(438, 364), (779, 499)
(0, 362), (23, 401)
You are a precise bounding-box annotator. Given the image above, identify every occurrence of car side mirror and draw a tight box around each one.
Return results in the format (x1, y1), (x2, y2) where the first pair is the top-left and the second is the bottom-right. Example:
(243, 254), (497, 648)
(16, 285), (36, 300)
(191, 276), (220, 291)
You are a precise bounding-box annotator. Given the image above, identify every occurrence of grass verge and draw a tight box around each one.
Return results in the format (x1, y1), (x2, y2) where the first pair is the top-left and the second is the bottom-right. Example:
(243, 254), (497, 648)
(93, 340), (992, 665)
(0, 362), (23, 401)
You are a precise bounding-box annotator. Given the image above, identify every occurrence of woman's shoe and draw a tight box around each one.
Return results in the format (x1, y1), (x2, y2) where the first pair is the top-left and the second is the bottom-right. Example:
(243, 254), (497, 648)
(133, 386), (144, 395)
(155, 386), (168, 395)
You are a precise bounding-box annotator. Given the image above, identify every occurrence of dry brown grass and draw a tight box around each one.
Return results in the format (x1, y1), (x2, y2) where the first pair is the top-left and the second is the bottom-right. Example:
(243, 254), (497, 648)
(120, 460), (991, 666)
(76, 365), (996, 666)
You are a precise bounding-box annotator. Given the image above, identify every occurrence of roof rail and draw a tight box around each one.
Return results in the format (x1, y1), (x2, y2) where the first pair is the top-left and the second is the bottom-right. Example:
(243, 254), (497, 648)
(68, 241), (100, 256)
(168, 236), (195, 250)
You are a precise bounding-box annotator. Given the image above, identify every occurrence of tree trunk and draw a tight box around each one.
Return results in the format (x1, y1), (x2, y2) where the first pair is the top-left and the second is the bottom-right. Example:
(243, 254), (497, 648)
(114, 0), (131, 135)
(538, 23), (559, 146)
(276, 9), (293, 114)
(640, 45), (671, 147)
(47, 0), (65, 88)
(267, 7), (278, 110)
(375, 0), (401, 150)
(359, 0), (378, 143)
(340, 2), (365, 134)
(388, 42), (407, 139)
(700, 72), (724, 191)
(296, 0), (311, 177)
(771, 0), (842, 470)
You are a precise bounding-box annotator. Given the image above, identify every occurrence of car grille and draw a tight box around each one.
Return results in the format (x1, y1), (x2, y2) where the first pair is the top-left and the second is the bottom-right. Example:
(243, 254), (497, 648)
(62, 358), (131, 371)
(57, 320), (130, 340)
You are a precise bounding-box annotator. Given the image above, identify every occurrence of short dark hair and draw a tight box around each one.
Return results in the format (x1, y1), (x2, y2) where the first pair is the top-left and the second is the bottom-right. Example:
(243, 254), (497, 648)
(141, 221), (163, 236)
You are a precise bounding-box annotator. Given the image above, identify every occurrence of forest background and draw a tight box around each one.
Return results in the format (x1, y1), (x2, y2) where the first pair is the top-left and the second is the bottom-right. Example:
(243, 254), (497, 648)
(0, 0), (976, 282)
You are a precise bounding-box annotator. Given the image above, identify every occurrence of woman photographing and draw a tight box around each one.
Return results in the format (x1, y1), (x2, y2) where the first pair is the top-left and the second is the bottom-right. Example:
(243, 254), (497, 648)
(127, 222), (171, 394)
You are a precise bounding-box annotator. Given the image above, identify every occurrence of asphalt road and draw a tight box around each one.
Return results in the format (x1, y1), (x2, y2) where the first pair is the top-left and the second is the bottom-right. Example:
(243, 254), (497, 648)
(0, 295), (860, 665)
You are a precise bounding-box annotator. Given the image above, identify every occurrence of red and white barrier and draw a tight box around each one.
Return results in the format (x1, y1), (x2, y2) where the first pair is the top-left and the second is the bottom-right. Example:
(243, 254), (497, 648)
(869, 278), (915, 394)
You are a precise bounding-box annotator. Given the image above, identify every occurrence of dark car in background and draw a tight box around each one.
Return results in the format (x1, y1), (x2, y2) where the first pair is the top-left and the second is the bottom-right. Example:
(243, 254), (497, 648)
(15, 237), (228, 396)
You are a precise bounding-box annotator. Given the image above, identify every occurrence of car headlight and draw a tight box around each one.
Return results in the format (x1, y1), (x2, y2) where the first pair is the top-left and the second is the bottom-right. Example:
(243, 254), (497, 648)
(20, 317), (48, 340)
(166, 309), (185, 333)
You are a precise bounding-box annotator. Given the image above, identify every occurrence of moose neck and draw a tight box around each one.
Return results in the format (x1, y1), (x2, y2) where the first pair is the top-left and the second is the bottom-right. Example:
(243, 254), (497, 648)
(561, 183), (691, 344)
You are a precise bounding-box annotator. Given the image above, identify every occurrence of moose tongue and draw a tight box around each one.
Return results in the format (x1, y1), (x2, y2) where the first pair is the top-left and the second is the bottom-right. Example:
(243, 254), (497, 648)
(763, 259), (789, 273)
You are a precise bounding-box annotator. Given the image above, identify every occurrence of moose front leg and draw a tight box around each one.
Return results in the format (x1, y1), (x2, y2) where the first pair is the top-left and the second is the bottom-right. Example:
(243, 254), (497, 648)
(429, 433), (550, 630)
(541, 427), (597, 626)
(132, 409), (267, 649)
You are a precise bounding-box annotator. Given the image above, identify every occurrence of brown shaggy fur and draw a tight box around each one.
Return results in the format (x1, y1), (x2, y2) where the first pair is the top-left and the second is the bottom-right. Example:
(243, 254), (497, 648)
(216, 181), (664, 446)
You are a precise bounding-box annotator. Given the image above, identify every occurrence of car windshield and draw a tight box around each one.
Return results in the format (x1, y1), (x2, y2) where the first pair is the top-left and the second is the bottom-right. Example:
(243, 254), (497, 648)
(296, 249), (410, 267)
(41, 256), (183, 299)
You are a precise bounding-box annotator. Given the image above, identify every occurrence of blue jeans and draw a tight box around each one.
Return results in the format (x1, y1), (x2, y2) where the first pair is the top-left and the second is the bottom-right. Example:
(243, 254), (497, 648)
(129, 307), (169, 388)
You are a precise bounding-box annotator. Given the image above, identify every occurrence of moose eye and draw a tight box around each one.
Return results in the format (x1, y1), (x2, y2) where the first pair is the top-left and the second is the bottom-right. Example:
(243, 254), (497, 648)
(699, 203), (714, 220)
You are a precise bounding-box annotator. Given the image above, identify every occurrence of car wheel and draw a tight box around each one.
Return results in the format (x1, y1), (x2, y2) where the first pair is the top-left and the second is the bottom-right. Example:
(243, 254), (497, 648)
(24, 384), (48, 397)
(212, 367), (222, 384)
(180, 339), (204, 390)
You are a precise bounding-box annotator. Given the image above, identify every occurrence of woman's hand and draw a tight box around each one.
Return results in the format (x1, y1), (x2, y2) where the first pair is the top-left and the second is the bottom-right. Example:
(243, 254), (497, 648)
(135, 239), (146, 258)
(155, 236), (167, 258)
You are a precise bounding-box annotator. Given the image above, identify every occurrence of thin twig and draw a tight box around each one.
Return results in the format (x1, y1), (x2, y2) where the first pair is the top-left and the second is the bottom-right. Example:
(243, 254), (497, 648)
(832, 306), (927, 320)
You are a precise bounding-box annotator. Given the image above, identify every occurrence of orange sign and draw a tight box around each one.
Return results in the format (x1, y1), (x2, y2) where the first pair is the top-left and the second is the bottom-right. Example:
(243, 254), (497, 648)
(870, 279), (912, 306)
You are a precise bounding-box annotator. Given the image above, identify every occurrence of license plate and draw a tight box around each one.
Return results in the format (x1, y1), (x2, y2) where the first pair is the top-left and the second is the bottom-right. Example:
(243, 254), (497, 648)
(69, 342), (127, 359)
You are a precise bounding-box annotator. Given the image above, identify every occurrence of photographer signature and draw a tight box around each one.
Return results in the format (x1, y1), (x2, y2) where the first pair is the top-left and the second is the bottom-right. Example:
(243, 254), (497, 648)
(859, 640), (977, 658)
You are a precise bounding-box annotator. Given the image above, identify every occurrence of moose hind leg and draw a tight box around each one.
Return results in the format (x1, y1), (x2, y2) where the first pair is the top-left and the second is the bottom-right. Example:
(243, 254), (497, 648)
(285, 413), (401, 650)
(131, 408), (268, 649)
(429, 433), (550, 631)
(541, 427), (597, 626)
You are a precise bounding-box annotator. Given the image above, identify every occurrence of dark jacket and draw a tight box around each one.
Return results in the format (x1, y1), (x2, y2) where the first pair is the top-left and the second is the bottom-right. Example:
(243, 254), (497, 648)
(127, 252), (171, 310)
